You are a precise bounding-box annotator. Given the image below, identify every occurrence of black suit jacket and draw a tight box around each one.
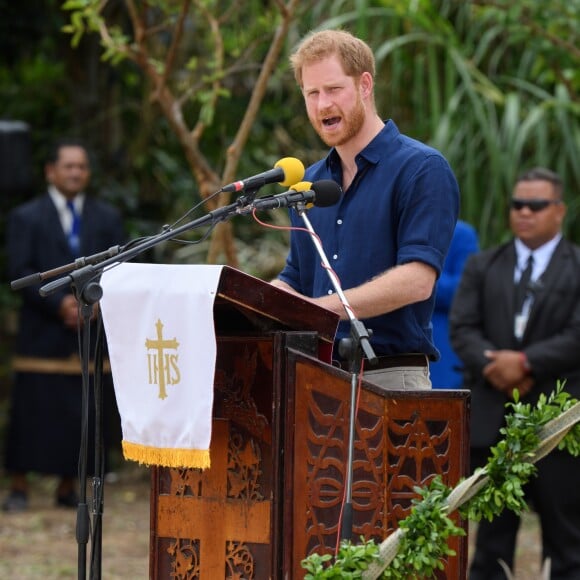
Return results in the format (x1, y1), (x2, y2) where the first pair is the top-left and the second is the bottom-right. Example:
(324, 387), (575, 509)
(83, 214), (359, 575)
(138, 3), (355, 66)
(449, 237), (580, 448)
(7, 192), (125, 358)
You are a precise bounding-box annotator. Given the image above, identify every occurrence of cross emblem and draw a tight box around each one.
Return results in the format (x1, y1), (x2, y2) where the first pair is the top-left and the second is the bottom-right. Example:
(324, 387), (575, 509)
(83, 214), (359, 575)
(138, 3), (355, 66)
(145, 318), (180, 399)
(157, 420), (271, 577)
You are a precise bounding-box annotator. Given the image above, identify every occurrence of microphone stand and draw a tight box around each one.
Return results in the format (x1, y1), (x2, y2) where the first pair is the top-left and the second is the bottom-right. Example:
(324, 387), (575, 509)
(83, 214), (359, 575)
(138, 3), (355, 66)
(90, 317), (106, 579)
(73, 277), (102, 580)
(11, 192), (258, 580)
(38, 194), (256, 297)
(294, 203), (377, 543)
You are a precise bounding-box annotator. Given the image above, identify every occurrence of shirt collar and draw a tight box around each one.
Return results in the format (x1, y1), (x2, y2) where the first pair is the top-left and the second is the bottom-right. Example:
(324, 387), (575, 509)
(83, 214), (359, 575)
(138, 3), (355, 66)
(325, 120), (400, 172)
(48, 185), (85, 213)
(514, 234), (562, 273)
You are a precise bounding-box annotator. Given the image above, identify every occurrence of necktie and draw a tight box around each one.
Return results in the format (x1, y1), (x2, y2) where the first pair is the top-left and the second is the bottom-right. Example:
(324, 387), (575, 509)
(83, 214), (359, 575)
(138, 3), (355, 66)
(66, 199), (81, 256)
(515, 254), (534, 313)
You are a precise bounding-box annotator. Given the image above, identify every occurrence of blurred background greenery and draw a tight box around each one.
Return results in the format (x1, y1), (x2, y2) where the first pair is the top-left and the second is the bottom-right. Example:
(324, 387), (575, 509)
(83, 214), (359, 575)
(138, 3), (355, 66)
(0, 0), (578, 415)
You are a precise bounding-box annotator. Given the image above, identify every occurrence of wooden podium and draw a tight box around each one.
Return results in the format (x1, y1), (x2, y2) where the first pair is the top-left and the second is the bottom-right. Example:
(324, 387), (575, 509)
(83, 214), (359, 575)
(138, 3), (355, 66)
(149, 267), (470, 579)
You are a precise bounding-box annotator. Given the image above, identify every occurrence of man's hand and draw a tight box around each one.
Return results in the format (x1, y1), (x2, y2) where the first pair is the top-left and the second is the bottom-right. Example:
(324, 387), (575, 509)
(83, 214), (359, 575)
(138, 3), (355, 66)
(59, 294), (80, 329)
(269, 279), (302, 296)
(483, 349), (534, 398)
(59, 294), (98, 329)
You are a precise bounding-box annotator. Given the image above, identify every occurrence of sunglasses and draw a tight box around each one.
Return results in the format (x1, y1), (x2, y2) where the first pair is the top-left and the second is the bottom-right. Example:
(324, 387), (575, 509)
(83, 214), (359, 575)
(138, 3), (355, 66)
(510, 199), (560, 212)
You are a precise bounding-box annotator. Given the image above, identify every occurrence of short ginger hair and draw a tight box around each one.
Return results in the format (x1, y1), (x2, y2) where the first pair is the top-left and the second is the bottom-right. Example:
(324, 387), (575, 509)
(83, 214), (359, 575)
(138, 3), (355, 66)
(290, 29), (376, 87)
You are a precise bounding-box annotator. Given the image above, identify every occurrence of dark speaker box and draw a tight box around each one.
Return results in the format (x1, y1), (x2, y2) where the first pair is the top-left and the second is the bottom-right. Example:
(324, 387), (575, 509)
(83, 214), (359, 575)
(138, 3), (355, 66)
(0, 120), (34, 200)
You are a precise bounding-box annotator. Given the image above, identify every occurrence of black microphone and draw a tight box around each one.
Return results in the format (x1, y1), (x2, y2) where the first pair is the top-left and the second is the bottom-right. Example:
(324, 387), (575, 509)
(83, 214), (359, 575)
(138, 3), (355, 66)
(221, 157), (305, 193)
(252, 180), (342, 211)
(10, 245), (123, 291)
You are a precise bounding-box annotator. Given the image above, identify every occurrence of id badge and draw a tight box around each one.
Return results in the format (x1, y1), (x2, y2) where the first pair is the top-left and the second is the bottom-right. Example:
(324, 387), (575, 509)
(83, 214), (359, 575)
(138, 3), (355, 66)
(514, 312), (529, 341)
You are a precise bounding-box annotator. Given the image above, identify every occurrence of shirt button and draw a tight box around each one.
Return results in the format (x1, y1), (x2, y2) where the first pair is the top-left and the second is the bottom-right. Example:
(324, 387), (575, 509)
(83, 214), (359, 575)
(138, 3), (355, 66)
(337, 219), (343, 225)
(332, 254), (338, 260)
(327, 289), (333, 295)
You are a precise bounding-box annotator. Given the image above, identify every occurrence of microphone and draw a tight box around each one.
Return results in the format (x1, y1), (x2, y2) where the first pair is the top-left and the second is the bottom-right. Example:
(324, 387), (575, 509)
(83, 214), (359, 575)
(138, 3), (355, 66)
(252, 179), (342, 211)
(10, 245), (123, 291)
(221, 157), (305, 193)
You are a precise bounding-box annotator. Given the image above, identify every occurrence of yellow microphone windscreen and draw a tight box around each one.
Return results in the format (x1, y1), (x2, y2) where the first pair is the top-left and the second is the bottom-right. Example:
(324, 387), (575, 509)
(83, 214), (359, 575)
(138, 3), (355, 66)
(274, 157), (305, 187)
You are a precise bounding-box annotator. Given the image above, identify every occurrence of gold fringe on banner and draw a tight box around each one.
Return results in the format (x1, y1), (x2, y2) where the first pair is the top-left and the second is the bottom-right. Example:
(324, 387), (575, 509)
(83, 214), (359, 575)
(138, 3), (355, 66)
(122, 440), (211, 469)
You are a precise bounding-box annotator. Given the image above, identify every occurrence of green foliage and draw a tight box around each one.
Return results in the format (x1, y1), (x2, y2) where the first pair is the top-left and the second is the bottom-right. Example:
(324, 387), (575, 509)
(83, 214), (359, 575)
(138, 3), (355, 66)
(383, 478), (465, 579)
(462, 381), (580, 522)
(312, 0), (580, 247)
(54, 0), (303, 263)
(302, 537), (381, 579)
(61, 0), (105, 47)
(60, 0), (285, 136)
(301, 477), (466, 579)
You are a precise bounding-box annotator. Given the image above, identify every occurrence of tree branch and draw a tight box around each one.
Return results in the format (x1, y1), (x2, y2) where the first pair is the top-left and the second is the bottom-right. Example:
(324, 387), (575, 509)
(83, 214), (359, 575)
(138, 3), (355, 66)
(221, 0), (301, 192)
(161, 0), (193, 92)
(191, 0), (225, 143)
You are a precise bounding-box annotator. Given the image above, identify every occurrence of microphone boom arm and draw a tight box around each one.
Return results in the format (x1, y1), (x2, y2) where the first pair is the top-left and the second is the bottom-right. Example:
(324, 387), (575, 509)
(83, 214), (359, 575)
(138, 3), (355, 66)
(37, 198), (247, 297)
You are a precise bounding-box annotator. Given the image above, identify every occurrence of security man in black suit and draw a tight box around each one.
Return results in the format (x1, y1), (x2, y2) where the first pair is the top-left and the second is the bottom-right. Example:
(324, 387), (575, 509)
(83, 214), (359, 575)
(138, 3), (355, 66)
(450, 167), (580, 579)
(2, 137), (125, 512)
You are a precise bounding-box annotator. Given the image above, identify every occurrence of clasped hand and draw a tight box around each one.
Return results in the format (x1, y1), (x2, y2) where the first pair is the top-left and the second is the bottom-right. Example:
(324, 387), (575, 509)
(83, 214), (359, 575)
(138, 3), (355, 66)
(59, 294), (98, 329)
(483, 349), (534, 398)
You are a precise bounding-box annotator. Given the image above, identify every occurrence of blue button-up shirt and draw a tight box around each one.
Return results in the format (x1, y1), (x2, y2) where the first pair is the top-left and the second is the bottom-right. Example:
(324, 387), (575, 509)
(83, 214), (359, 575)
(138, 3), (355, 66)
(278, 120), (459, 359)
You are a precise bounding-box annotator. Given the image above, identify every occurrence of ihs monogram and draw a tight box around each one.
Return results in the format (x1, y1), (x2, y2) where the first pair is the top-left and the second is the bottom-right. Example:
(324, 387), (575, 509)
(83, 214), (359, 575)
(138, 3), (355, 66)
(145, 319), (181, 399)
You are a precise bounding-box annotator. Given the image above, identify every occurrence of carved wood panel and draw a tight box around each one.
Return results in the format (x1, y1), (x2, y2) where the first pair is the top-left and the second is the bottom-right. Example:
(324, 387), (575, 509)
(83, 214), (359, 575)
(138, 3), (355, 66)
(289, 355), (469, 579)
(150, 337), (278, 580)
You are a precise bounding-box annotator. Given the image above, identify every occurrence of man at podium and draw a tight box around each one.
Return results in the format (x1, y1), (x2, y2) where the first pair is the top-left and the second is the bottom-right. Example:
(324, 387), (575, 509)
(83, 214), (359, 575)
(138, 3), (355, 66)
(271, 29), (459, 391)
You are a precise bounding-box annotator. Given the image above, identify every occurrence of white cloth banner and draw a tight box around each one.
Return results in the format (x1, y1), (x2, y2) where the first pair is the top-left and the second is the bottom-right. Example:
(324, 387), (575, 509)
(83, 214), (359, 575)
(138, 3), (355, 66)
(100, 263), (223, 469)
